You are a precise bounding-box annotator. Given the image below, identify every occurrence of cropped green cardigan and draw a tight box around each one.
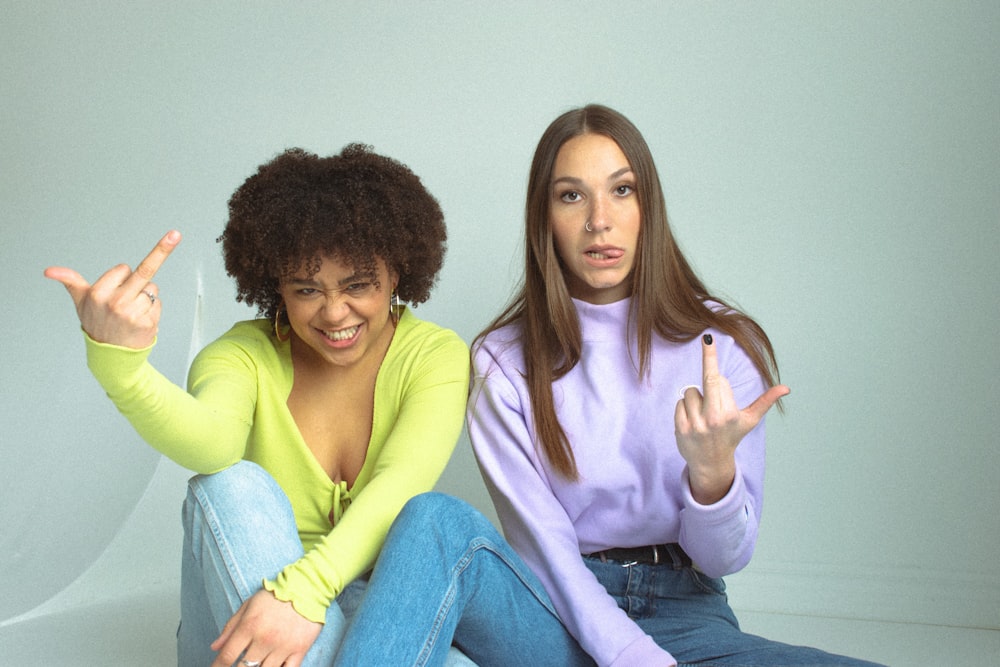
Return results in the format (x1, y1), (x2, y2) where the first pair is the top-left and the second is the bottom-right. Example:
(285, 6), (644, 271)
(86, 309), (469, 623)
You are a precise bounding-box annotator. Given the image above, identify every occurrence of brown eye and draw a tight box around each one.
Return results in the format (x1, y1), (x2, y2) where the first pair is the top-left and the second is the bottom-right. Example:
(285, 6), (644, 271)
(560, 191), (582, 203)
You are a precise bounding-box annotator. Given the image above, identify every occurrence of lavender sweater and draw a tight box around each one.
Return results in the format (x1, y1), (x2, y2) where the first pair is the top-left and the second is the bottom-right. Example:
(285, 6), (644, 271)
(468, 297), (768, 667)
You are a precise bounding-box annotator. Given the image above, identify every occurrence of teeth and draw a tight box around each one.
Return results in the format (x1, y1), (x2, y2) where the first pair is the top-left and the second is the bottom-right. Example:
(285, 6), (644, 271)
(587, 251), (609, 259)
(323, 325), (359, 341)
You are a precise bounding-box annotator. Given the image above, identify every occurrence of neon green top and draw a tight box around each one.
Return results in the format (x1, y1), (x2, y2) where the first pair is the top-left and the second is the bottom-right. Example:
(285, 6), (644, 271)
(85, 308), (469, 623)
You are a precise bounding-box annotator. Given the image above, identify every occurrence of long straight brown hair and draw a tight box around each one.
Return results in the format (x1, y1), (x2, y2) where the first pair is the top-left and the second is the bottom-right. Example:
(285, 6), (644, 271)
(476, 104), (780, 480)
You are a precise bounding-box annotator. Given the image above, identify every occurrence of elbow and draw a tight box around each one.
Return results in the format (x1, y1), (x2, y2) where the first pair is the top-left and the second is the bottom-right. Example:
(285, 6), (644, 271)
(688, 546), (753, 579)
(184, 449), (245, 476)
(680, 521), (757, 578)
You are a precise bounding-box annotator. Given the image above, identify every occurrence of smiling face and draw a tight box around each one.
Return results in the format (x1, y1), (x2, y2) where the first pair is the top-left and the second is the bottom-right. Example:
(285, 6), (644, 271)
(278, 254), (397, 370)
(549, 133), (641, 304)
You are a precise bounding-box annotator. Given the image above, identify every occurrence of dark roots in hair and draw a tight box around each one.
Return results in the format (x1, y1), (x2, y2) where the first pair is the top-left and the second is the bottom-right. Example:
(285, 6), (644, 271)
(219, 144), (447, 320)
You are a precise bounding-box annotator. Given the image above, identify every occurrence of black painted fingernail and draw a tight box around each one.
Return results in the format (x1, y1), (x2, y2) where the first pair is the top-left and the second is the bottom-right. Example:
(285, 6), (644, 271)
(703, 334), (713, 345)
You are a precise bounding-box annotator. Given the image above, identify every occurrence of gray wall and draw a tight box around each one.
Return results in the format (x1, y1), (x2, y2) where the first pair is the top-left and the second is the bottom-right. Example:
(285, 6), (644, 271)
(3, 0), (997, 636)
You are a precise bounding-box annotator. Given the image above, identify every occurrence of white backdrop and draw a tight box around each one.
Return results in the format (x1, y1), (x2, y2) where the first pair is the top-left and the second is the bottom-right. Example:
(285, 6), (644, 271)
(2, 0), (997, 650)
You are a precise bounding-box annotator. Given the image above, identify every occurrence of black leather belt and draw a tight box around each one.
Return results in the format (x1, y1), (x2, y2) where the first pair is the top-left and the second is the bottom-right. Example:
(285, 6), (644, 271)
(585, 543), (692, 567)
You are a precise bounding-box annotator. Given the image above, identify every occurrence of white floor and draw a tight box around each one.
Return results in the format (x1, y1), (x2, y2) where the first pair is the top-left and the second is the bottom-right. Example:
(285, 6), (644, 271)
(1, 586), (997, 666)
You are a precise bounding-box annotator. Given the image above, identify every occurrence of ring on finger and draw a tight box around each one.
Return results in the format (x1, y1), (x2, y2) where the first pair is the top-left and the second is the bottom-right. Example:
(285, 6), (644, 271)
(141, 289), (157, 305)
(242, 660), (262, 667)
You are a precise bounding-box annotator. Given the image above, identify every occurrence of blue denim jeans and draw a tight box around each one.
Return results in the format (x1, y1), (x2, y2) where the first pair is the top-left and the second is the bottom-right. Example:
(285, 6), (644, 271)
(332, 492), (594, 667)
(178, 461), (476, 666)
(584, 553), (886, 666)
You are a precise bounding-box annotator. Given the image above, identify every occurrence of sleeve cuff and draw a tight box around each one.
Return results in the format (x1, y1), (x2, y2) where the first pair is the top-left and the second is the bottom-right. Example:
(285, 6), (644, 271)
(84, 330), (155, 386)
(609, 633), (676, 667)
(80, 329), (156, 376)
(680, 463), (748, 523)
(263, 575), (329, 625)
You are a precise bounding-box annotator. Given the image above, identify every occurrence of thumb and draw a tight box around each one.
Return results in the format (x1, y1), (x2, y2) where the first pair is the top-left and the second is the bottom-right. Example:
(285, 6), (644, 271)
(44, 266), (91, 307)
(740, 384), (790, 430)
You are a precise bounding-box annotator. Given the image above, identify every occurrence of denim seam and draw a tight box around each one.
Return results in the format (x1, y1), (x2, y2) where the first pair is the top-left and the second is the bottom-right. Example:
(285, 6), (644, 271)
(685, 567), (727, 598)
(467, 537), (562, 616)
(190, 480), (253, 605)
(412, 536), (563, 666)
(412, 540), (474, 667)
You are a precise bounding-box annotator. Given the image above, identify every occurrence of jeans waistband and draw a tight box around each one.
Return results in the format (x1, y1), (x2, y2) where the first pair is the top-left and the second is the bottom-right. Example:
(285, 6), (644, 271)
(584, 543), (692, 568)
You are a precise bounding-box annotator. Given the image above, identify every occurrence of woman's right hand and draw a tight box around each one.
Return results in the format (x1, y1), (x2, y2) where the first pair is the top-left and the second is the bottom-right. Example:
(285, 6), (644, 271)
(210, 589), (322, 667)
(44, 231), (181, 349)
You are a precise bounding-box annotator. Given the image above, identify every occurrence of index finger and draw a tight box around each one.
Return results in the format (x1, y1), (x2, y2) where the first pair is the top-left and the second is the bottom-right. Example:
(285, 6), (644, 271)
(124, 230), (182, 291)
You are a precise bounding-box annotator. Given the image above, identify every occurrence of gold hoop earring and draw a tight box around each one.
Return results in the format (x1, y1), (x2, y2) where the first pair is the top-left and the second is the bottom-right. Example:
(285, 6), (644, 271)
(274, 303), (291, 342)
(390, 289), (401, 324)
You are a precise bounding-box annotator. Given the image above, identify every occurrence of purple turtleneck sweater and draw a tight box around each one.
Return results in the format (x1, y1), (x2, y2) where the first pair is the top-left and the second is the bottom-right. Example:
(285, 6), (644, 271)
(468, 297), (768, 667)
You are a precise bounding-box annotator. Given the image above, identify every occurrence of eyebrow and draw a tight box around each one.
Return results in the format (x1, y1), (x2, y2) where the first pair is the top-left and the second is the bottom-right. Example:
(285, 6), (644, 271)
(551, 166), (634, 187)
(288, 272), (375, 287)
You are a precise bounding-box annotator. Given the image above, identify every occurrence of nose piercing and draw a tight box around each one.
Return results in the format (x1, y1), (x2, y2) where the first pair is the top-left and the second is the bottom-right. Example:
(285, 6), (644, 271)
(585, 221), (594, 232)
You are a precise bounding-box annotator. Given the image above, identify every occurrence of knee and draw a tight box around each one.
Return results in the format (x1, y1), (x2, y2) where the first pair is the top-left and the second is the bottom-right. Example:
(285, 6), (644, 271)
(187, 461), (276, 505)
(183, 461), (296, 539)
(402, 491), (472, 519)
(397, 492), (495, 538)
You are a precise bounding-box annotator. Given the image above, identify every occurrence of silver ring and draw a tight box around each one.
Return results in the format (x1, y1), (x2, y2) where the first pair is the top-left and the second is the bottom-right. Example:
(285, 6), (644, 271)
(142, 289), (157, 304)
(585, 221), (593, 232)
(242, 660), (261, 667)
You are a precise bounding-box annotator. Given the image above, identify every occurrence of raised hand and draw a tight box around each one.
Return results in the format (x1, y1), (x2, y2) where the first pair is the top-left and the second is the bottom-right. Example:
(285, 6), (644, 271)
(674, 333), (790, 505)
(44, 231), (181, 349)
(210, 589), (322, 667)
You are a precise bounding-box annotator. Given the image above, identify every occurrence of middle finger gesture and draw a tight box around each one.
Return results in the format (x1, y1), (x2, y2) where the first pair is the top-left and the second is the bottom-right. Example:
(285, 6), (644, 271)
(674, 333), (789, 505)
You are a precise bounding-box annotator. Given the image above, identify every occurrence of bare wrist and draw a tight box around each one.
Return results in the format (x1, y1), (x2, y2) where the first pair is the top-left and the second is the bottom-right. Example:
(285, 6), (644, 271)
(687, 463), (736, 505)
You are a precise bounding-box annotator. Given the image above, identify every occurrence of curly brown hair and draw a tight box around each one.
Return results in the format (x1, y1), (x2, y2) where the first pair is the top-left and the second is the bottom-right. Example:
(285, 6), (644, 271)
(219, 144), (447, 322)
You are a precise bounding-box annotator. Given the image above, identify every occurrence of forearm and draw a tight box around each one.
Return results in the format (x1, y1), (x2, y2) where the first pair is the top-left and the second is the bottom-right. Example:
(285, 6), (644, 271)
(86, 333), (249, 472)
(678, 464), (758, 577)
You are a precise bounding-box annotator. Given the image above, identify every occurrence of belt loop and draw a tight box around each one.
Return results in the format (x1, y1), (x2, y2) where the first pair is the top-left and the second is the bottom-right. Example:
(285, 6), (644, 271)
(665, 543), (682, 569)
(652, 544), (660, 565)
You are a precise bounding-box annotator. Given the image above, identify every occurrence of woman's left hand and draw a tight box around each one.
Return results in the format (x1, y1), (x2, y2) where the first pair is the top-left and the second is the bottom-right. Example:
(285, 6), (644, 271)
(674, 334), (790, 505)
(210, 589), (322, 667)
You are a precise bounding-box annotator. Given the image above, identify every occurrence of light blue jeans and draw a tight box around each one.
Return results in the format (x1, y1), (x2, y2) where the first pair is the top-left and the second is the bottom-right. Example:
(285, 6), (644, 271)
(331, 491), (593, 666)
(584, 552), (886, 666)
(178, 461), (479, 666)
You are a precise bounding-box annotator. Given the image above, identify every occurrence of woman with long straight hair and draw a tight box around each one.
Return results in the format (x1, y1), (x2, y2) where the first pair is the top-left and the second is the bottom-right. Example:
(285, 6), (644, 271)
(468, 104), (883, 666)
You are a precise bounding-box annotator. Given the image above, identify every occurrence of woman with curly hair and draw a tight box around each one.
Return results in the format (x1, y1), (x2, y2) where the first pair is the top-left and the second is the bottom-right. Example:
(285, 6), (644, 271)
(468, 105), (884, 666)
(46, 145), (588, 667)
